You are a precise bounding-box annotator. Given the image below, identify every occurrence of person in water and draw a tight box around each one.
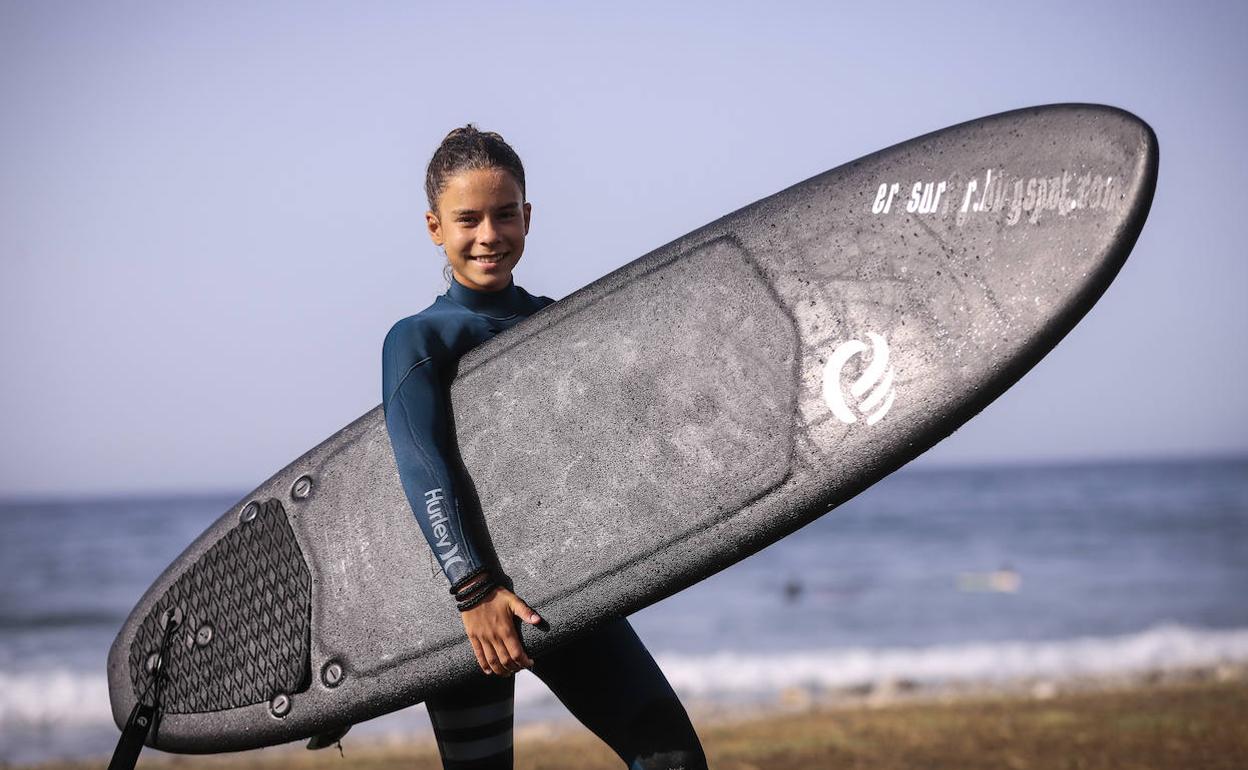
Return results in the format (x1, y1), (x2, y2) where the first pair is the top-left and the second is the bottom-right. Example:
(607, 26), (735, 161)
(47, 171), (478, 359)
(381, 126), (707, 770)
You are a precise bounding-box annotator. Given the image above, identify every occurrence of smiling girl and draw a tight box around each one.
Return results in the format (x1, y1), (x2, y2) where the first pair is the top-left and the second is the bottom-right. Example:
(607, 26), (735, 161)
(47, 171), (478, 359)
(381, 126), (706, 770)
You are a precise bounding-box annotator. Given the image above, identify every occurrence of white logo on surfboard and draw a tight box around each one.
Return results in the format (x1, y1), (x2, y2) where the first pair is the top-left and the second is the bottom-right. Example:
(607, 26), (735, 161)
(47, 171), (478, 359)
(822, 333), (896, 425)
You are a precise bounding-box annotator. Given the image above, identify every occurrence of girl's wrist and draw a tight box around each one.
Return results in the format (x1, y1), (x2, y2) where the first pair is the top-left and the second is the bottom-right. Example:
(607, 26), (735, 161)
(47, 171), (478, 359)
(456, 585), (497, 612)
(448, 567), (490, 596)
(452, 569), (499, 611)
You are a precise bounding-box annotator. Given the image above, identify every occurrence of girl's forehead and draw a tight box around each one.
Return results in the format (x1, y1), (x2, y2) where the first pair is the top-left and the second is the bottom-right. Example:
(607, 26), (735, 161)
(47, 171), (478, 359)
(440, 167), (523, 204)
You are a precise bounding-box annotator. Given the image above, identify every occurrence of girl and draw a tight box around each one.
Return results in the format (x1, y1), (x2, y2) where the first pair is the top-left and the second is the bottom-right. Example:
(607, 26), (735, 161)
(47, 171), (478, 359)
(381, 126), (707, 770)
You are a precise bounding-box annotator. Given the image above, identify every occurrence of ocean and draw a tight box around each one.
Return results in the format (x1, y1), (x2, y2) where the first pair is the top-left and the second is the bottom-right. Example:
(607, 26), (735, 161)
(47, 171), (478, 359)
(1, 458), (1245, 763)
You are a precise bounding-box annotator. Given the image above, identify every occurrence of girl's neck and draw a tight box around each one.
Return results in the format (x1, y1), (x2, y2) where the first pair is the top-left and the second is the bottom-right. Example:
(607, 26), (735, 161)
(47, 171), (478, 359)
(446, 275), (523, 317)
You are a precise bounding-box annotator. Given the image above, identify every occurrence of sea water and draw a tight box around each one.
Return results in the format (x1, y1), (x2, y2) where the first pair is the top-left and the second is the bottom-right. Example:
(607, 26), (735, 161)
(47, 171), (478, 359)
(1, 458), (1245, 763)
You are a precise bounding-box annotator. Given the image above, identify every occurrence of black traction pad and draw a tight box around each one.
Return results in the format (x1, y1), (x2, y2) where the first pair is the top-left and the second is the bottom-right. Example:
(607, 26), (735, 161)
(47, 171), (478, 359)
(127, 499), (311, 713)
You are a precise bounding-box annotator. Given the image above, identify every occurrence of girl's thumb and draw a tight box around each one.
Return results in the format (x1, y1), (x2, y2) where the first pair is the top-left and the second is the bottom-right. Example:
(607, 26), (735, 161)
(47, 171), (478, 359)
(511, 597), (541, 625)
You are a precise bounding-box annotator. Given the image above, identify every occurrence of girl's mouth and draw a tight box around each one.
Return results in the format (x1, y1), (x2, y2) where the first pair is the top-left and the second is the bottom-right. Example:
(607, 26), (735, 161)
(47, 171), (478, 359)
(472, 253), (508, 266)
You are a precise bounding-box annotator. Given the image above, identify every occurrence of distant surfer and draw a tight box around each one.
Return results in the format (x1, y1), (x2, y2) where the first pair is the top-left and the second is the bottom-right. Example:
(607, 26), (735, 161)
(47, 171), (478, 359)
(381, 126), (707, 769)
(956, 563), (1021, 593)
(782, 577), (804, 603)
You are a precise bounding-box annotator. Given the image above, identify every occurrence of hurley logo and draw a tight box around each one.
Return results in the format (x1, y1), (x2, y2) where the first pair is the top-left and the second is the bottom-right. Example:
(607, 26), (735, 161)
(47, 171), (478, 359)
(822, 332), (897, 425)
(424, 489), (465, 571)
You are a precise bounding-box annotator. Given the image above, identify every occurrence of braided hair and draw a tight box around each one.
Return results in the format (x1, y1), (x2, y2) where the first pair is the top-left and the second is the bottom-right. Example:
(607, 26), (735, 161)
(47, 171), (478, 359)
(424, 124), (526, 213)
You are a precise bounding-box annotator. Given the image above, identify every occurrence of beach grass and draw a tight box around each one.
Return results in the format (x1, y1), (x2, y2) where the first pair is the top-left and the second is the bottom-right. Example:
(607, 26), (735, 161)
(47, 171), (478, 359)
(29, 677), (1248, 770)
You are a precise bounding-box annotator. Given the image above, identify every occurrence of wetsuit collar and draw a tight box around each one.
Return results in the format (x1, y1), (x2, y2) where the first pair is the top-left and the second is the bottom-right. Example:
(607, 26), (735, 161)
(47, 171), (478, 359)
(445, 275), (524, 318)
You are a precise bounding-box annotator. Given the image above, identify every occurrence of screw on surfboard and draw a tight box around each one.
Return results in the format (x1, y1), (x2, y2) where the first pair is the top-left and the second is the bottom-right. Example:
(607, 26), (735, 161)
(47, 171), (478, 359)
(108, 607), (181, 770)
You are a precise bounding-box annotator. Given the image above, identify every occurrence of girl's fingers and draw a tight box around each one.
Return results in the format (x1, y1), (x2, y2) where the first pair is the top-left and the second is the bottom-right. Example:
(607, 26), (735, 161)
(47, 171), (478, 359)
(487, 635), (519, 674)
(481, 641), (505, 676)
(468, 636), (491, 675)
(463, 589), (538, 674)
(502, 632), (532, 669)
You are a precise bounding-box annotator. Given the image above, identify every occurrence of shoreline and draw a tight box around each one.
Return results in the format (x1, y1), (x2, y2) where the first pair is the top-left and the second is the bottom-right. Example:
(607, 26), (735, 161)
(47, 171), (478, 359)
(23, 664), (1248, 770)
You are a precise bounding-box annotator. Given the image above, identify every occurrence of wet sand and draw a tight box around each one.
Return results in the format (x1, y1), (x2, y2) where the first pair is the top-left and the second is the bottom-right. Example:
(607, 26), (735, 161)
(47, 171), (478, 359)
(29, 673), (1248, 770)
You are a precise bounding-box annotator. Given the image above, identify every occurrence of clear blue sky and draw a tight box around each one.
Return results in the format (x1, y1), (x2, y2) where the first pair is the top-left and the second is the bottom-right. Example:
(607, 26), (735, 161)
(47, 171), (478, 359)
(2, 1), (1245, 497)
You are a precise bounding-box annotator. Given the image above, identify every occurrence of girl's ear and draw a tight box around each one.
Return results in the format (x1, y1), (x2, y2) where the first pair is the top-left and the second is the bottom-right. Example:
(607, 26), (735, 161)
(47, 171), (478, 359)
(426, 210), (444, 246)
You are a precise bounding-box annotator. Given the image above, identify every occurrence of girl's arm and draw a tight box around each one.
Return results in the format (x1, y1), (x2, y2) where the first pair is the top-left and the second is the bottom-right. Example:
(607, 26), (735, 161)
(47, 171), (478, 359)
(382, 318), (540, 675)
(382, 318), (485, 589)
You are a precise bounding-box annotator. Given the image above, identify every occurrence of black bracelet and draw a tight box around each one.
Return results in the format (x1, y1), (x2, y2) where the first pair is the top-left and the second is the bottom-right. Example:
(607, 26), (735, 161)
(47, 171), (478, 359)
(456, 576), (496, 604)
(453, 574), (495, 602)
(448, 567), (490, 597)
(454, 570), (497, 606)
(456, 584), (496, 612)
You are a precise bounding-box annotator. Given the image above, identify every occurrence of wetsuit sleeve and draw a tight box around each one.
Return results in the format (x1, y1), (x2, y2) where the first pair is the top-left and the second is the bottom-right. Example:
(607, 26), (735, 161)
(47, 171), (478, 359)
(382, 320), (484, 589)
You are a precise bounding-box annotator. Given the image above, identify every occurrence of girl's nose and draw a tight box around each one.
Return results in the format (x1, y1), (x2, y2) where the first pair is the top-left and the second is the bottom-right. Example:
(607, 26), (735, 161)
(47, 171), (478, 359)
(477, 217), (500, 246)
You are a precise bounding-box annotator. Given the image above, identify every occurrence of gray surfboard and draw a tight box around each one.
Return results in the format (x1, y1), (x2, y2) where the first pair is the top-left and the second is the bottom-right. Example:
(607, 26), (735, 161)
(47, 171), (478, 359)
(108, 104), (1157, 752)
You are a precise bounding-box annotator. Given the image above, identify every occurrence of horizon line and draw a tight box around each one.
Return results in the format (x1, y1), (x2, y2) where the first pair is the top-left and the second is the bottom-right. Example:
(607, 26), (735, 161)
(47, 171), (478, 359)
(2, 450), (1244, 507)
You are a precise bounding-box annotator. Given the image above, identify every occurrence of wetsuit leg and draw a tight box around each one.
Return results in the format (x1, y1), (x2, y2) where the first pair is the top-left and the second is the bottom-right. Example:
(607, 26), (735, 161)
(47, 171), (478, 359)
(426, 673), (515, 770)
(532, 618), (707, 770)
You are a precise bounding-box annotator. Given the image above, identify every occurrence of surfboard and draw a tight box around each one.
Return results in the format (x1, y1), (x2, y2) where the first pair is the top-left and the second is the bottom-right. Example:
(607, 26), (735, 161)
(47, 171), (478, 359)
(107, 104), (1157, 753)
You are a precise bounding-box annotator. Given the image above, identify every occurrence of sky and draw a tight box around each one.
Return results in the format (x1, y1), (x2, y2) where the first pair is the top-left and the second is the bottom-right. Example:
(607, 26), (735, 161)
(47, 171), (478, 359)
(2, 1), (1245, 497)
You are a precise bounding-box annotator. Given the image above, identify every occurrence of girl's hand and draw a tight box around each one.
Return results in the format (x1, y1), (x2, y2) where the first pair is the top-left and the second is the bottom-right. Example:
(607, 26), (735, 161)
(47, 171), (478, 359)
(460, 586), (541, 676)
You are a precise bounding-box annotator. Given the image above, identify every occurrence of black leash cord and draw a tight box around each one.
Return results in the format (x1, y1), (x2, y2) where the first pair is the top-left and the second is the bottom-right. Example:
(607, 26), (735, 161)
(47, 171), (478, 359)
(107, 609), (180, 770)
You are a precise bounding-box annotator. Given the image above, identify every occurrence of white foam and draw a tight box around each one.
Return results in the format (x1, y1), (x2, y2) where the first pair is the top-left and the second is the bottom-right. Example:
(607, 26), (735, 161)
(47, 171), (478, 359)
(0, 668), (113, 726)
(3, 624), (1246, 733)
(653, 623), (1248, 697)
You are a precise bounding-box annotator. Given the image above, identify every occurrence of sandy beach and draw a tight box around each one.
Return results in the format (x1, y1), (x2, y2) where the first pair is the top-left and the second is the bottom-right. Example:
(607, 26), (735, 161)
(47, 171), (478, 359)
(26, 669), (1247, 770)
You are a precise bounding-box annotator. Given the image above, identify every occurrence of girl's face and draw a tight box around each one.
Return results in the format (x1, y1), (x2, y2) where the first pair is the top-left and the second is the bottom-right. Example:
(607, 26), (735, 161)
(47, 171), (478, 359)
(426, 167), (531, 292)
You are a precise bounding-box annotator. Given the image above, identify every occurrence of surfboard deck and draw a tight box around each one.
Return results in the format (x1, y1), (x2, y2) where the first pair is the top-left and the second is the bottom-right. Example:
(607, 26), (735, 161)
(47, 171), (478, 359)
(108, 104), (1157, 752)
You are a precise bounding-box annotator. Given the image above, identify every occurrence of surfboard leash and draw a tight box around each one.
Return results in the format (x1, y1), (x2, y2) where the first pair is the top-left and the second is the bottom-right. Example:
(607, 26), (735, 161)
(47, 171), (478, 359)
(107, 606), (180, 770)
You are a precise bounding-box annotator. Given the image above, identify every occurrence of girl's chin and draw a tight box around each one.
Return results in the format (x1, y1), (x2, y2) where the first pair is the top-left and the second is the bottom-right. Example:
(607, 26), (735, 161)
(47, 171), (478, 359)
(456, 267), (514, 291)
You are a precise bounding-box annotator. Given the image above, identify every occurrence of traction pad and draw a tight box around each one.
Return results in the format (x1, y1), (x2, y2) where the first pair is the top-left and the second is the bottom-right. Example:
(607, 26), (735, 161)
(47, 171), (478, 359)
(128, 499), (312, 714)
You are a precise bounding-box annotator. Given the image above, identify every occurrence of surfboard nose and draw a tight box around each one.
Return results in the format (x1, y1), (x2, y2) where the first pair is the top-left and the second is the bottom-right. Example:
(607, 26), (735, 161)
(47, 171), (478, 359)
(1083, 103), (1159, 241)
(1033, 103), (1158, 224)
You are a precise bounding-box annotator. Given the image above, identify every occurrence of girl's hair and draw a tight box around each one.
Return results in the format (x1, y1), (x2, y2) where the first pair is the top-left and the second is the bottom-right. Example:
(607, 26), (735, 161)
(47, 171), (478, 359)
(424, 124), (526, 213)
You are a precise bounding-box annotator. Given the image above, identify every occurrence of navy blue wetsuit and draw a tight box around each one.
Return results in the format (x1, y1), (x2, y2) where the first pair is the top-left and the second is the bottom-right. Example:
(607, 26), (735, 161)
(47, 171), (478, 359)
(382, 277), (706, 770)
(382, 277), (551, 589)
